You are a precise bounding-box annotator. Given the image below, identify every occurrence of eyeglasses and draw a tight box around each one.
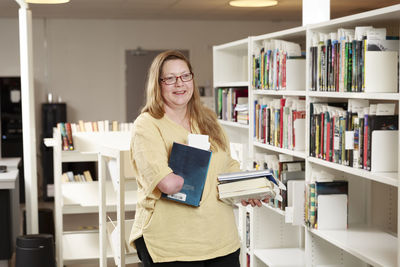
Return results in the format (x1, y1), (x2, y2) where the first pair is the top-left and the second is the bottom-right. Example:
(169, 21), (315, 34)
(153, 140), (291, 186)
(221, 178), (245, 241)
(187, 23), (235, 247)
(160, 72), (194, 85)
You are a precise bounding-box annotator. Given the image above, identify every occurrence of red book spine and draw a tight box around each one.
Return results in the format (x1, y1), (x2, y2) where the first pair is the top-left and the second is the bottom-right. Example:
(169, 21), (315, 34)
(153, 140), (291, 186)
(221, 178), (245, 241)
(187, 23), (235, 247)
(320, 113), (324, 159)
(326, 122), (331, 162)
(279, 98), (286, 148)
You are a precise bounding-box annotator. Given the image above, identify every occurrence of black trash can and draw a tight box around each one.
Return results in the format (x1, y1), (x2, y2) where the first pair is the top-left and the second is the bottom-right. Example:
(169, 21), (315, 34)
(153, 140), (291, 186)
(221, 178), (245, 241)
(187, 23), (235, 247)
(16, 234), (56, 267)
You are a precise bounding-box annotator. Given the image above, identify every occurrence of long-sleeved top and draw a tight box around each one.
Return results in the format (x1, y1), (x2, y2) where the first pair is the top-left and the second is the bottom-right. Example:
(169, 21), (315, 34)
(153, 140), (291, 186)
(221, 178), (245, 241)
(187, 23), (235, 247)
(128, 112), (240, 263)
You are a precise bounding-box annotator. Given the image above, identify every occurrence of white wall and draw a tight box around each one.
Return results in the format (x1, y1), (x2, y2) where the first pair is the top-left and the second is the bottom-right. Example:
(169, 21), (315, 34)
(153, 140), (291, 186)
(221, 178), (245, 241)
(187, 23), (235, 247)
(0, 17), (299, 195)
(0, 18), (299, 124)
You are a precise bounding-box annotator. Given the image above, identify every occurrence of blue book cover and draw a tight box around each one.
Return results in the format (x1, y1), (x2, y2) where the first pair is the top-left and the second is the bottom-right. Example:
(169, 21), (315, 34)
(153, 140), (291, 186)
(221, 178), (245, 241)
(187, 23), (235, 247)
(162, 142), (212, 207)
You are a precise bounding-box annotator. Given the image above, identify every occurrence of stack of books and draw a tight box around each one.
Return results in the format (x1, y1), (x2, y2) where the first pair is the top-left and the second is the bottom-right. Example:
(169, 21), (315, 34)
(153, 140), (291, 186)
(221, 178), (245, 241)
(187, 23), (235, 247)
(217, 169), (284, 204)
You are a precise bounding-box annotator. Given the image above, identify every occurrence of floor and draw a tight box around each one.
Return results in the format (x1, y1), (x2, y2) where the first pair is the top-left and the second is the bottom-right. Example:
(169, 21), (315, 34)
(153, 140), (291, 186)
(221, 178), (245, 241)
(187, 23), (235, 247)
(11, 201), (140, 267)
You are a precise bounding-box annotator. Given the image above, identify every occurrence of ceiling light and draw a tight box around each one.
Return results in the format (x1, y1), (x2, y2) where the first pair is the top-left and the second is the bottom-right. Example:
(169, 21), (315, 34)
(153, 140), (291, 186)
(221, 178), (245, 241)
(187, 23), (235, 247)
(25, 0), (70, 4)
(229, 0), (278, 7)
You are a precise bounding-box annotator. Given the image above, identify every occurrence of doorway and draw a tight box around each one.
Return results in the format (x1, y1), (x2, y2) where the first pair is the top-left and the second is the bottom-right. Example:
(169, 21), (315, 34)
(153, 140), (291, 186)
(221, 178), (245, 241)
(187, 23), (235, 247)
(125, 49), (189, 123)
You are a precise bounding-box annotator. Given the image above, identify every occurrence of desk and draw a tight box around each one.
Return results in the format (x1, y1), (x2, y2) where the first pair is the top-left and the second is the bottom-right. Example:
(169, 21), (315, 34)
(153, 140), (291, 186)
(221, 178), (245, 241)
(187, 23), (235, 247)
(0, 157), (21, 267)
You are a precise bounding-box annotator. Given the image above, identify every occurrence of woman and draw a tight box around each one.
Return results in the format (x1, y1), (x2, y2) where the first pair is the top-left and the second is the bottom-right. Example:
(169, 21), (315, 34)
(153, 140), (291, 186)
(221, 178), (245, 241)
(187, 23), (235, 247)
(129, 50), (262, 266)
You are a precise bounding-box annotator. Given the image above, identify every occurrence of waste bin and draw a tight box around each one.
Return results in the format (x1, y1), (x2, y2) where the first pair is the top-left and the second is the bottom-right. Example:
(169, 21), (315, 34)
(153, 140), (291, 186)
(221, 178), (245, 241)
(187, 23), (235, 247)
(16, 234), (55, 267)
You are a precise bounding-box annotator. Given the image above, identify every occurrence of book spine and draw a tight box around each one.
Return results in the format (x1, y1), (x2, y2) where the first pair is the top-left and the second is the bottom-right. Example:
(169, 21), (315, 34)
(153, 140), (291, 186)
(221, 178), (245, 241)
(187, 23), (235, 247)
(65, 122), (74, 150)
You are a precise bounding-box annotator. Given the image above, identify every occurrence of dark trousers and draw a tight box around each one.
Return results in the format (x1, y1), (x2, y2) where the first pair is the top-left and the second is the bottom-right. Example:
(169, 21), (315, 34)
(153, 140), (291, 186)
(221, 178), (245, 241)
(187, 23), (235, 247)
(134, 236), (240, 267)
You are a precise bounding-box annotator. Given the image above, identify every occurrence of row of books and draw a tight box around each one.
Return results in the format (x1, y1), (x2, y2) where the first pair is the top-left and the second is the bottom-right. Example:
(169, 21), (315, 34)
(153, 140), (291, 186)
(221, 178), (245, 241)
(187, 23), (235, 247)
(305, 178), (348, 230)
(57, 120), (133, 151)
(61, 170), (94, 183)
(309, 26), (399, 92)
(215, 87), (248, 124)
(254, 97), (306, 151)
(310, 100), (398, 171)
(252, 39), (303, 90)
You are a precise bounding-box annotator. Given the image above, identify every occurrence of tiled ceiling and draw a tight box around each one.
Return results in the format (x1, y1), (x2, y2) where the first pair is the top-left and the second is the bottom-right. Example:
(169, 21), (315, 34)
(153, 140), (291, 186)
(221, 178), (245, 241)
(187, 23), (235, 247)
(0, 0), (399, 21)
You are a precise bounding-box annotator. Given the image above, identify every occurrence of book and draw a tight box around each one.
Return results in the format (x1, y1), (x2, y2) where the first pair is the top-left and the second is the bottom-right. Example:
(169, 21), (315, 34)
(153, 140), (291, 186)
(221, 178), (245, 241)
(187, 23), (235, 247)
(218, 186), (276, 204)
(218, 169), (282, 188)
(161, 142), (212, 207)
(83, 170), (93, 182)
(58, 122), (69, 151)
(217, 169), (283, 204)
(315, 180), (348, 195)
(65, 122), (74, 150)
(218, 177), (271, 194)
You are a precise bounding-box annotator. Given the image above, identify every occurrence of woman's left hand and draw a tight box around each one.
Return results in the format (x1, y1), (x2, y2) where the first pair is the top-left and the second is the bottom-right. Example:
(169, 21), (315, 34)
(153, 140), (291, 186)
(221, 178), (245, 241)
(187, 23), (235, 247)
(241, 197), (270, 207)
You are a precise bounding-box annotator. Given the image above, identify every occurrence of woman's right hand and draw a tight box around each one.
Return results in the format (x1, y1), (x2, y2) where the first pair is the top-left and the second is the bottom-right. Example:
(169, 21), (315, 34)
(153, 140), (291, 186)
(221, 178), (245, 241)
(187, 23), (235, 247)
(157, 173), (184, 195)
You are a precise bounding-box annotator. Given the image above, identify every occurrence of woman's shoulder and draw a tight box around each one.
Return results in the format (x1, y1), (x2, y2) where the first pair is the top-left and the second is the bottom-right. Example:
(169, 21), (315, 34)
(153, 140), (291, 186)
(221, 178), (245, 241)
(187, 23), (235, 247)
(133, 112), (163, 130)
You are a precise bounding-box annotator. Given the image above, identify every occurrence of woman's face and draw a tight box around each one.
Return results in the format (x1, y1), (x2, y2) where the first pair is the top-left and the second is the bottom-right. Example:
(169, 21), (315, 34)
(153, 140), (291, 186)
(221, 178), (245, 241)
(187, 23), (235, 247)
(160, 59), (194, 111)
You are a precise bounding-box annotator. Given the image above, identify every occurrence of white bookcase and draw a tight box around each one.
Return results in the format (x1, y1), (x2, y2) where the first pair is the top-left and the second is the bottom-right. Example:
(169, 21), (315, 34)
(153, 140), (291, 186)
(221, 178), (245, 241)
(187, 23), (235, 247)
(213, 4), (400, 267)
(45, 129), (138, 266)
(98, 140), (140, 267)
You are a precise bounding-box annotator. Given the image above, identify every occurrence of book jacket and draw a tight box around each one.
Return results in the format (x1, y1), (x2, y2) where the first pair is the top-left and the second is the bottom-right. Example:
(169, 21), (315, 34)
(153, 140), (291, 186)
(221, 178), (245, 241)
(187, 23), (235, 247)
(162, 142), (212, 207)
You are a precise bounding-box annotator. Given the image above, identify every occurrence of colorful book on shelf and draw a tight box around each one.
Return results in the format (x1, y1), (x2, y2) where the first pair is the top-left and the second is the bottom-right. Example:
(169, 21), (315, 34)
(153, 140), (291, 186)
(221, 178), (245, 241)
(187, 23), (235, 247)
(65, 122), (74, 150)
(161, 142), (212, 207)
(58, 122), (70, 151)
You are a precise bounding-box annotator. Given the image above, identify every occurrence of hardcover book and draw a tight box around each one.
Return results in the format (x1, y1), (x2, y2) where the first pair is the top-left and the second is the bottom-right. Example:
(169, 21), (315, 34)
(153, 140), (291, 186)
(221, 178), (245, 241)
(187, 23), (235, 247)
(161, 142), (212, 207)
(217, 169), (283, 204)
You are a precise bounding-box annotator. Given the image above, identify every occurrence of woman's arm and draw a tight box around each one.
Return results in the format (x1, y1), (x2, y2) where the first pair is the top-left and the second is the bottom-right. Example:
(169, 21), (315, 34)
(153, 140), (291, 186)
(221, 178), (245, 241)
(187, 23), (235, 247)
(157, 173), (184, 195)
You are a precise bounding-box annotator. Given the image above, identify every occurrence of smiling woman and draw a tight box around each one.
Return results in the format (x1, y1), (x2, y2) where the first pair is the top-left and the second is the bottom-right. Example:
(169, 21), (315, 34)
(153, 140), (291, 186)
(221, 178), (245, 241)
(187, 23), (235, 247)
(128, 50), (242, 266)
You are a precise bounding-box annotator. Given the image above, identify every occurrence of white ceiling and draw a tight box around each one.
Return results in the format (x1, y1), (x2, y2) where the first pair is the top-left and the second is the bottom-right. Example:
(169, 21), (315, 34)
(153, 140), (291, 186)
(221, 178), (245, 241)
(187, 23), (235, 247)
(0, 0), (399, 21)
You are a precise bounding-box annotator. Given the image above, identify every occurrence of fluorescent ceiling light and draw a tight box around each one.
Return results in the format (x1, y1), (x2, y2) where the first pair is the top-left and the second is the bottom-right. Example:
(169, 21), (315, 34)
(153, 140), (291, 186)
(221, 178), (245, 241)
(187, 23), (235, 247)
(229, 0), (278, 7)
(25, 0), (70, 3)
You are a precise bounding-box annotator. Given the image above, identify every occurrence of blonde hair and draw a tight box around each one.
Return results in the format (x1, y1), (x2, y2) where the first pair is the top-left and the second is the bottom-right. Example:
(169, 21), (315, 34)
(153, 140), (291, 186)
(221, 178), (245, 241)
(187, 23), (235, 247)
(141, 50), (228, 151)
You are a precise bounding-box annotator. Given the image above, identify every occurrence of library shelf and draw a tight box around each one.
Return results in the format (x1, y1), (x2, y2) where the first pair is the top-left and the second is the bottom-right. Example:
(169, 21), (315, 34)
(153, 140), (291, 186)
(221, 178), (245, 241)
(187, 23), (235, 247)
(310, 226), (397, 267)
(307, 4), (400, 32)
(62, 181), (137, 214)
(253, 89), (306, 97)
(308, 91), (400, 100)
(253, 141), (306, 159)
(214, 81), (249, 88)
(253, 248), (305, 267)
(62, 231), (113, 265)
(214, 5), (400, 266)
(261, 202), (285, 216)
(49, 129), (138, 267)
(308, 157), (398, 187)
(218, 119), (249, 129)
(61, 150), (98, 162)
(63, 229), (139, 265)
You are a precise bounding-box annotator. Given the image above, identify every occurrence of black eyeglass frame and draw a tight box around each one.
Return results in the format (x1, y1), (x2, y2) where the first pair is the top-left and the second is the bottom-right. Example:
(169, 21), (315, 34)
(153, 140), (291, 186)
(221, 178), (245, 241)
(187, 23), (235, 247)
(160, 72), (194, 85)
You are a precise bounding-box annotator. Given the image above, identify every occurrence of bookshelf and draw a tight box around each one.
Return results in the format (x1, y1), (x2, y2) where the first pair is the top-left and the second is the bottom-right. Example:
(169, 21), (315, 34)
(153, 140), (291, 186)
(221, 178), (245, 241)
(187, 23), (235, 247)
(213, 4), (400, 267)
(98, 140), (139, 267)
(45, 129), (138, 266)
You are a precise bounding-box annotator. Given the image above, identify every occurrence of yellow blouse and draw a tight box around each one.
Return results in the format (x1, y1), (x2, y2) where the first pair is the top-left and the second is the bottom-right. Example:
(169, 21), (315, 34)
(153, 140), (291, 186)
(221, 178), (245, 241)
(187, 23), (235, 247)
(128, 112), (240, 263)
